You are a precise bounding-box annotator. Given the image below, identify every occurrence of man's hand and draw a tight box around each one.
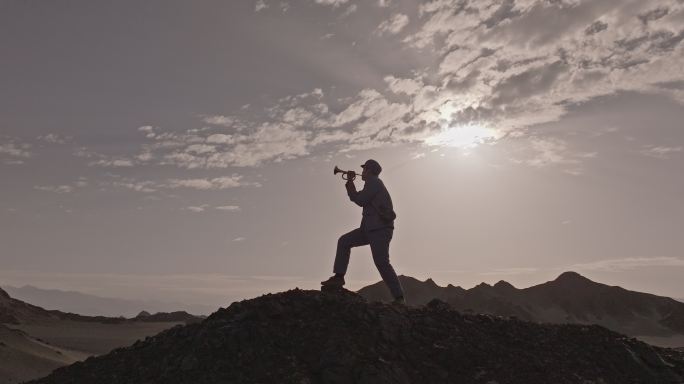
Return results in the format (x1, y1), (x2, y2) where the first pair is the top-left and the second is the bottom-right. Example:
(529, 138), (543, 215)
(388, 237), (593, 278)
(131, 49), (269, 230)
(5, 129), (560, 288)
(345, 179), (356, 193)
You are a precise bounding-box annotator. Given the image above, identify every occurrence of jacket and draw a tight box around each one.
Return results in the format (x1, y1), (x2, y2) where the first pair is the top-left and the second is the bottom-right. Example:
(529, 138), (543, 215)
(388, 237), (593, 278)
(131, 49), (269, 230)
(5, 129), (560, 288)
(346, 175), (395, 231)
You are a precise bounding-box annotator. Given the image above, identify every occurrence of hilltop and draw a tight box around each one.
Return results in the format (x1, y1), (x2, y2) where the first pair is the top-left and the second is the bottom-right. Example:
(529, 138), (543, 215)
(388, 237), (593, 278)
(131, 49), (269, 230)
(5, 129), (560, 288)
(30, 289), (684, 384)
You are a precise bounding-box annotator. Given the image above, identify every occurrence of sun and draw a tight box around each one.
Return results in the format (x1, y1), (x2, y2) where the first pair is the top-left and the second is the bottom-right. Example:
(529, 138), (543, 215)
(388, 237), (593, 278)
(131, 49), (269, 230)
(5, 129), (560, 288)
(422, 100), (499, 149)
(424, 123), (498, 149)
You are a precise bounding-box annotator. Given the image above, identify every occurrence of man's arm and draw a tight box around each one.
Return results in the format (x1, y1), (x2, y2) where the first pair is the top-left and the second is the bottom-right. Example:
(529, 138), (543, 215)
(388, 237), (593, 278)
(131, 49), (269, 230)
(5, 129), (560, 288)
(346, 178), (380, 207)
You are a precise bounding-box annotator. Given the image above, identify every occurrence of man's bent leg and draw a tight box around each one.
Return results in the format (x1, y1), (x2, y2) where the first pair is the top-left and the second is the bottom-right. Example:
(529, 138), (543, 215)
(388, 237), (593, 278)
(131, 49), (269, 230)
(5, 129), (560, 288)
(333, 228), (369, 275)
(368, 228), (404, 299)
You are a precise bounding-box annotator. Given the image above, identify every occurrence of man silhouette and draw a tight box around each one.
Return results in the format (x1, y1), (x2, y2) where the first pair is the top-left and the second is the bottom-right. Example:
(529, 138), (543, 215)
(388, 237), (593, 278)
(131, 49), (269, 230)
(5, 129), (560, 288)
(321, 159), (405, 304)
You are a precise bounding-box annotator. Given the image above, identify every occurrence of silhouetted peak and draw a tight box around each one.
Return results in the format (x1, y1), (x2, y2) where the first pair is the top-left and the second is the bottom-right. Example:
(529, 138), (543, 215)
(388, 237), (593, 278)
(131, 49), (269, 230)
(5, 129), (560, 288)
(473, 282), (492, 290)
(555, 271), (592, 283)
(423, 278), (439, 287)
(136, 310), (151, 318)
(493, 280), (516, 290)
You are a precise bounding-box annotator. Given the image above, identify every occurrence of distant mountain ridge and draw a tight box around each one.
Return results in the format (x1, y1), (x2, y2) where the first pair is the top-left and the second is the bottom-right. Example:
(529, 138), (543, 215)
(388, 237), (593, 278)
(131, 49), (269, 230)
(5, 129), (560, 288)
(2, 285), (214, 317)
(0, 287), (203, 326)
(358, 271), (684, 338)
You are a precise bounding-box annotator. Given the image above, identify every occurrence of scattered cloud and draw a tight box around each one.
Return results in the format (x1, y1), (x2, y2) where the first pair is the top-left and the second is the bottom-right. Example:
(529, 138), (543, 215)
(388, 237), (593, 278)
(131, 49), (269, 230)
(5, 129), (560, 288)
(640, 145), (683, 159)
(376, 14), (409, 36)
(167, 175), (259, 190)
(341, 4), (357, 17)
(510, 137), (597, 173)
(89, 159), (136, 167)
(34, 185), (74, 194)
(185, 204), (241, 213)
(216, 205), (241, 211)
(255, 0), (268, 12)
(34, 177), (89, 193)
(186, 205), (209, 213)
(41, 1), (684, 176)
(37, 133), (70, 144)
(104, 173), (259, 195)
(0, 138), (32, 164)
(313, 0), (349, 7)
(233, 237), (246, 242)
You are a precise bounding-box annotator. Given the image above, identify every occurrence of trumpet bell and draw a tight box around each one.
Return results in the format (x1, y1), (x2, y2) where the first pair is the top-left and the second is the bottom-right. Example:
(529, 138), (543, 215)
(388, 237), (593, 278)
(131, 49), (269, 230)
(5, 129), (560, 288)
(334, 165), (342, 175)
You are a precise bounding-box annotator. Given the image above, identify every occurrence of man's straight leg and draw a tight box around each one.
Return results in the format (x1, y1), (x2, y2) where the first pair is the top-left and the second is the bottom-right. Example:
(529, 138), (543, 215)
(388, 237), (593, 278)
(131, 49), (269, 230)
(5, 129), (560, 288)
(333, 228), (369, 275)
(367, 228), (404, 299)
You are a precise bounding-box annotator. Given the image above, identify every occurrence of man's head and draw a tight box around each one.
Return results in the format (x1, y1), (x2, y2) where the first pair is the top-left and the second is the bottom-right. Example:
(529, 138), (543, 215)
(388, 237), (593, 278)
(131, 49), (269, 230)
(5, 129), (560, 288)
(361, 159), (382, 181)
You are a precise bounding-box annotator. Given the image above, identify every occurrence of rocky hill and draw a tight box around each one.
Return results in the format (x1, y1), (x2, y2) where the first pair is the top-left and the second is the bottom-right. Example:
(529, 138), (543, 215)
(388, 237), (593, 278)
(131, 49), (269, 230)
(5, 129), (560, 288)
(359, 272), (684, 338)
(0, 324), (87, 384)
(29, 289), (684, 384)
(0, 287), (198, 382)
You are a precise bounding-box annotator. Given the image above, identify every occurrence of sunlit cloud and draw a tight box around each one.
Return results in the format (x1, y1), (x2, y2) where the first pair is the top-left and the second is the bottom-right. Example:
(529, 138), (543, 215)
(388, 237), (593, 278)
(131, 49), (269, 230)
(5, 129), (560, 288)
(376, 13), (409, 36)
(424, 123), (499, 149)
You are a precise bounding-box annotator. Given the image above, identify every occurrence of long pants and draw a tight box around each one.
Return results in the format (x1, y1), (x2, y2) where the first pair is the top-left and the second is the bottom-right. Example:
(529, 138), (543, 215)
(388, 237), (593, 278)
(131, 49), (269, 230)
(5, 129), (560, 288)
(334, 227), (404, 299)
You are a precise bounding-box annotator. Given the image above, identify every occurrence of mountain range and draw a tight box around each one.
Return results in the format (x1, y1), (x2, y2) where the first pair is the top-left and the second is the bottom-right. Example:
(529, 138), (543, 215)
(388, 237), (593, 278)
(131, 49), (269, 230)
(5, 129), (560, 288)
(358, 271), (684, 344)
(2, 285), (214, 317)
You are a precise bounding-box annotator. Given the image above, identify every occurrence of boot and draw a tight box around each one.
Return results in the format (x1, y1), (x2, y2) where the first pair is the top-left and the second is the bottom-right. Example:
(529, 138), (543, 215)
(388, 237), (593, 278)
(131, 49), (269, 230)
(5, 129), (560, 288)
(392, 296), (406, 305)
(321, 275), (345, 287)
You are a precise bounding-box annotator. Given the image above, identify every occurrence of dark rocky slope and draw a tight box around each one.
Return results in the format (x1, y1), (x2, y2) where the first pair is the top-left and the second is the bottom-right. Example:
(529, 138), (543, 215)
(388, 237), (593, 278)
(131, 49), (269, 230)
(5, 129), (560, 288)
(30, 289), (684, 384)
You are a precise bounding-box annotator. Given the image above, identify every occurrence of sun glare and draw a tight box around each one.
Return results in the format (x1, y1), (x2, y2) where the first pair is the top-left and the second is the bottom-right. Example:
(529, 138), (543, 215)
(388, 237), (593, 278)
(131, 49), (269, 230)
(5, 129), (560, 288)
(424, 123), (498, 149)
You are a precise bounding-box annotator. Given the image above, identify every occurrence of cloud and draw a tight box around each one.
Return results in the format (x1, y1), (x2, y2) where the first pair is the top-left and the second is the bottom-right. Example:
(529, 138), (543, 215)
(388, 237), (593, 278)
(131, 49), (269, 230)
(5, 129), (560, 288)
(314, 0), (349, 7)
(384, 75), (423, 96)
(185, 204), (241, 213)
(255, 0), (268, 12)
(186, 205), (209, 212)
(509, 137), (597, 174)
(34, 185), (74, 194)
(341, 4), (357, 17)
(89, 159), (136, 167)
(570, 257), (684, 272)
(112, 180), (158, 193)
(106, 173), (260, 194)
(0, 138), (32, 164)
(68, 0), (683, 174)
(232, 237), (246, 242)
(376, 14), (409, 36)
(34, 177), (89, 193)
(167, 175), (255, 190)
(216, 205), (241, 211)
(640, 145), (683, 159)
(37, 133), (70, 144)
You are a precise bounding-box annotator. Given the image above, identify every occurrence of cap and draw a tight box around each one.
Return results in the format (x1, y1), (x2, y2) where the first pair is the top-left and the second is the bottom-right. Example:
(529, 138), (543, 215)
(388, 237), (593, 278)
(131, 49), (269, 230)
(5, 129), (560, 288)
(361, 159), (382, 175)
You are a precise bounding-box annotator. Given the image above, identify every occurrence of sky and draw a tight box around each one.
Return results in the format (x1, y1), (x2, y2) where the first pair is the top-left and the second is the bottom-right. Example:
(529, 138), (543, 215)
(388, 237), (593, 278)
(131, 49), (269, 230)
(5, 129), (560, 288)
(1, 0), (683, 310)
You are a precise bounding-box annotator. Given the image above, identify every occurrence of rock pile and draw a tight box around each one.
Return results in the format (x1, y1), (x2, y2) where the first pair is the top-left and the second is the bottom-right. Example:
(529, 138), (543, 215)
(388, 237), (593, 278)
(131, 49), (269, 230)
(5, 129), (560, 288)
(30, 289), (684, 384)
